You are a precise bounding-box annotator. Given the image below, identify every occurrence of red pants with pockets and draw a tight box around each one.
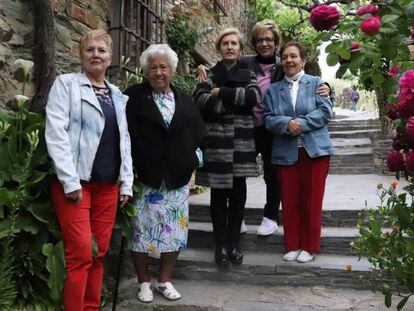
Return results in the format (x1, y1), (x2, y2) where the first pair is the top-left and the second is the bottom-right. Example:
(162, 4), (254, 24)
(52, 180), (119, 311)
(277, 148), (330, 254)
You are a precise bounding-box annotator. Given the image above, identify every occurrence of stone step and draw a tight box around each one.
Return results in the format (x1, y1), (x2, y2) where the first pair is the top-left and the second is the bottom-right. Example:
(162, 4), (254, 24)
(188, 223), (361, 256)
(328, 124), (380, 131)
(332, 147), (373, 156)
(111, 248), (373, 291)
(331, 138), (372, 148)
(189, 205), (362, 227)
(330, 119), (380, 125)
(329, 167), (376, 174)
(329, 129), (380, 139)
(330, 154), (374, 165)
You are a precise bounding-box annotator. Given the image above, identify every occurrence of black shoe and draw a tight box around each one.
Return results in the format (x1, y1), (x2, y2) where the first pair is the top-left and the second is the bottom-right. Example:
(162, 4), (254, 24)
(228, 245), (243, 265)
(214, 246), (229, 264)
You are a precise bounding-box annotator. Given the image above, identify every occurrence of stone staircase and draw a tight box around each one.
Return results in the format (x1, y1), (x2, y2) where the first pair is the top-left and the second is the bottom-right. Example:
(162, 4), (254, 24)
(328, 118), (381, 174)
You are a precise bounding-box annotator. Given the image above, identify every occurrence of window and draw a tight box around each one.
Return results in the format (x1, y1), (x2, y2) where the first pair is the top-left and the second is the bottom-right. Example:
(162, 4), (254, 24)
(109, 0), (164, 72)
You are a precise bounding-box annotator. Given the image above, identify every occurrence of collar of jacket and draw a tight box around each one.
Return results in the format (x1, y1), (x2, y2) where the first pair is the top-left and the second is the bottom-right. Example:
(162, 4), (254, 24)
(76, 72), (128, 118)
(130, 81), (190, 132)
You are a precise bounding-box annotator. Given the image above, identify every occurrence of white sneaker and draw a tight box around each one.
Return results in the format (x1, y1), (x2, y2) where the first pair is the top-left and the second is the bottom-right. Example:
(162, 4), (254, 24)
(257, 217), (278, 236)
(297, 250), (315, 263)
(240, 220), (247, 234)
(283, 250), (301, 261)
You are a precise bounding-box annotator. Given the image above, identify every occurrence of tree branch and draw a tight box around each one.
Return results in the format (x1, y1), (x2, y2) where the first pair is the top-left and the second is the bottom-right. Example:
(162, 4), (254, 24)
(30, 0), (55, 114)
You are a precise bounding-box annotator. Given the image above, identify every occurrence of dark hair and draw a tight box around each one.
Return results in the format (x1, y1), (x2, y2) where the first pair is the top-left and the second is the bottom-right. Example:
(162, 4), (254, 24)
(280, 41), (307, 61)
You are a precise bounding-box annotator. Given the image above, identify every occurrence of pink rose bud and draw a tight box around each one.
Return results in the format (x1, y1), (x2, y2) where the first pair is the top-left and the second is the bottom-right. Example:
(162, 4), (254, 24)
(387, 151), (405, 172)
(356, 5), (378, 16)
(387, 66), (400, 78)
(360, 16), (381, 36)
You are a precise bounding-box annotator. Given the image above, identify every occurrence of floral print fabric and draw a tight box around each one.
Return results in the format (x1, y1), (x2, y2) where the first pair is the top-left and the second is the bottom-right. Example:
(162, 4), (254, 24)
(128, 91), (189, 254)
(128, 183), (189, 254)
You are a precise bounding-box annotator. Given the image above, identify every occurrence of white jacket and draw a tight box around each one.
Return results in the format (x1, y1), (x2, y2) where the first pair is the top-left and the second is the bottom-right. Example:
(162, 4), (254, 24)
(45, 72), (133, 196)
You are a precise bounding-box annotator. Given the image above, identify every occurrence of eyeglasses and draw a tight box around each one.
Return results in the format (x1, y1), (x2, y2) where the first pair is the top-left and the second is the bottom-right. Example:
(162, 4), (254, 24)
(256, 37), (274, 45)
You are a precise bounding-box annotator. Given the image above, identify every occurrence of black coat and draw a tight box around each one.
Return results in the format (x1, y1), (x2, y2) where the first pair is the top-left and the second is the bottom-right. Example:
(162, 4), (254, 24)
(125, 82), (207, 190)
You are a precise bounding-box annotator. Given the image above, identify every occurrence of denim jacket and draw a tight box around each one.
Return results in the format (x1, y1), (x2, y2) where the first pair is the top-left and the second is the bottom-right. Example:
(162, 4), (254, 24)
(45, 72), (133, 196)
(264, 74), (334, 165)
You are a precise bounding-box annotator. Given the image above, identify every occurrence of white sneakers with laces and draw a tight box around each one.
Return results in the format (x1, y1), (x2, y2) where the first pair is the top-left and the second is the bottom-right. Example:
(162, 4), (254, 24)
(283, 250), (315, 263)
(283, 250), (301, 261)
(257, 217), (278, 236)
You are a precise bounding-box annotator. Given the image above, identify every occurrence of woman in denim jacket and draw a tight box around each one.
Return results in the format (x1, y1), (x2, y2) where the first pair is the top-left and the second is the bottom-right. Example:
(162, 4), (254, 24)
(45, 29), (133, 310)
(265, 41), (334, 264)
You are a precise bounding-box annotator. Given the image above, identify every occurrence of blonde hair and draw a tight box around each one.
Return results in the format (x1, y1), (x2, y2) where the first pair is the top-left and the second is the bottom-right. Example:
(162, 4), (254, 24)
(79, 29), (113, 55)
(250, 19), (282, 49)
(215, 27), (244, 51)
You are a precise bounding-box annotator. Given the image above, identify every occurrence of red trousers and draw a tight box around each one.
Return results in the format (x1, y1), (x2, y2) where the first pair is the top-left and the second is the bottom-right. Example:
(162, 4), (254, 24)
(52, 180), (119, 311)
(277, 148), (330, 254)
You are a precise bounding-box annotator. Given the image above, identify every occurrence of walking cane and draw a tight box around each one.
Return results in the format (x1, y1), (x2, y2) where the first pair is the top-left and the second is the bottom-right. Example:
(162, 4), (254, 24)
(112, 234), (126, 311)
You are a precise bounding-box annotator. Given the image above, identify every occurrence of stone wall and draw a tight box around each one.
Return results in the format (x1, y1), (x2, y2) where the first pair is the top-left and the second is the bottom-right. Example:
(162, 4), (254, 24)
(0, 0), (110, 105)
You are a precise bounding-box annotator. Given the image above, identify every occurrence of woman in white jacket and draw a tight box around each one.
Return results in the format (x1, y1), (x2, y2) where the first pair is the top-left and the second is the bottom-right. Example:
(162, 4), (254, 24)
(45, 29), (133, 311)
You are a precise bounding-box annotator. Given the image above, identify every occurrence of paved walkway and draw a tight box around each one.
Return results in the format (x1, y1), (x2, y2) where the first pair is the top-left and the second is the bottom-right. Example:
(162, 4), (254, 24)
(190, 174), (408, 211)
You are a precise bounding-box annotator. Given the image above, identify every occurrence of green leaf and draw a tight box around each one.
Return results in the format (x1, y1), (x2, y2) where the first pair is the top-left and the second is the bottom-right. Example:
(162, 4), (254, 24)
(338, 48), (351, 60)
(27, 202), (52, 223)
(15, 216), (41, 235)
(42, 241), (66, 302)
(319, 32), (332, 42)
(326, 53), (339, 66)
(385, 292), (392, 308)
(397, 296), (408, 310)
(372, 72), (385, 85)
(0, 205), (3, 219)
(336, 65), (349, 79)
(382, 14), (400, 24)
(382, 78), (399, 96)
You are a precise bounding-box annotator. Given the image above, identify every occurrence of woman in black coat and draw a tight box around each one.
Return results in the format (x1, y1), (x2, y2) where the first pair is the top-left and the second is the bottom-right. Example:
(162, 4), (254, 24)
(194, 28), (262, 265)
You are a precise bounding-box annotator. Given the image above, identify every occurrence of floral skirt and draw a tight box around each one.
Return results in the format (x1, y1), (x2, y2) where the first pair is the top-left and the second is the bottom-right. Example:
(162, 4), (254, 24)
(128, 183), (189, 254)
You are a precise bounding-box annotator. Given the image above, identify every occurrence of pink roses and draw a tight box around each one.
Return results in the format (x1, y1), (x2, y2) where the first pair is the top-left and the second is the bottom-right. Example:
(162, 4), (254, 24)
(360, 16), (381, 36)
(310, 5), (340, 31)
(397, 70), (414, 118)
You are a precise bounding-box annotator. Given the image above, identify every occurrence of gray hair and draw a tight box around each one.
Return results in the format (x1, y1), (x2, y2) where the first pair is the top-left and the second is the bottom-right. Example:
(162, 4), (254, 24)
(140, 44), (178, 74)
(215, 27), (244, 51)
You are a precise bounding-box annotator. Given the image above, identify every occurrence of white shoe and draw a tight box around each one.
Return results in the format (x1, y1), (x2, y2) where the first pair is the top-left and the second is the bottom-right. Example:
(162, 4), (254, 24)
(257, 217), (278, 236)
(297, 250), (315, 263)
(240, 220), (247, 234)
(283, 250), (301, 261)
(137, 282), (153, 303)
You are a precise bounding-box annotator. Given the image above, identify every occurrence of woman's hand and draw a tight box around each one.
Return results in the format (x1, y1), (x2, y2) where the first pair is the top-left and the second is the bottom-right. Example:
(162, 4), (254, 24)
(210, 88), (220, 97)
(197, 65), (208, 82)
(119, 195), (130, 208)
(65, 189), (83, 205)
(317, 84), (330, 97)
(288, 119), (303, 136)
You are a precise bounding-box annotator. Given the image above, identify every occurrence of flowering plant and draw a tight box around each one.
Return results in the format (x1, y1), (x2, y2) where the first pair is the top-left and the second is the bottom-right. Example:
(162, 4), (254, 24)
(354, 182), (414, 309)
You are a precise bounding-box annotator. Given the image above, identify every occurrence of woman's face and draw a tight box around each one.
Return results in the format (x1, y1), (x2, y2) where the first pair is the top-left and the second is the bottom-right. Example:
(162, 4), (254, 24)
(255, 29), (276, 59)
(80, 39), (111, 78)
(281, 45), (306, 77)
(219, 34), (241, 63)
(147, 56), (173, 92)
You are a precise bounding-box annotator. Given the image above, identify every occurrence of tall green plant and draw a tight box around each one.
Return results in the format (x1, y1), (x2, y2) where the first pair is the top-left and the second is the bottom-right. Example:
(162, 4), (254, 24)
(0, 60), (65, 309)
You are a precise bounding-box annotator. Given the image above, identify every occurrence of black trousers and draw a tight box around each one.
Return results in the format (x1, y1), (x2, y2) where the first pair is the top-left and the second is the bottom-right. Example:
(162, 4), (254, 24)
(254, 125), (281, 223)
(210, 177), (246, 247)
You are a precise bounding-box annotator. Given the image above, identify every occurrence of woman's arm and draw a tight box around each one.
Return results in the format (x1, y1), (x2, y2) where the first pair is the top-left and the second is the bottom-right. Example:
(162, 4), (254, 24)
(45, 76), (81, 194)
(217, 71), (262, 110)
(193, 75), (227, 115)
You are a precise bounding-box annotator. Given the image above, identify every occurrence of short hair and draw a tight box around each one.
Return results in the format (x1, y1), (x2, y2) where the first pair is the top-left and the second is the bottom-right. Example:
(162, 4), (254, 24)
(280, 41), (308, 61)
(79, 29), (113, 55)
(215, 27), (244, 51)
(140, 44), (178, 74)
(251, 19), (282, 48)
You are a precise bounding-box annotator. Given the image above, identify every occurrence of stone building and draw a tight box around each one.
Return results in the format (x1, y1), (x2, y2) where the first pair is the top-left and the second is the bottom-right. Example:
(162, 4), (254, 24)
(0, 0), (254, 109)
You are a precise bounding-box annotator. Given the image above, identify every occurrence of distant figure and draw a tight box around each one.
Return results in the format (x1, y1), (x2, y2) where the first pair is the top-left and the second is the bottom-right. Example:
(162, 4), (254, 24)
(350, 88), (360, 111)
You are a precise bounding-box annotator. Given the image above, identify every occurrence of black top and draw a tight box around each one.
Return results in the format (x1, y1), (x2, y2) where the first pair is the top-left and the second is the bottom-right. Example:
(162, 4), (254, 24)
(91, 85), (121, 183)
(125, 82), (207, 190)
